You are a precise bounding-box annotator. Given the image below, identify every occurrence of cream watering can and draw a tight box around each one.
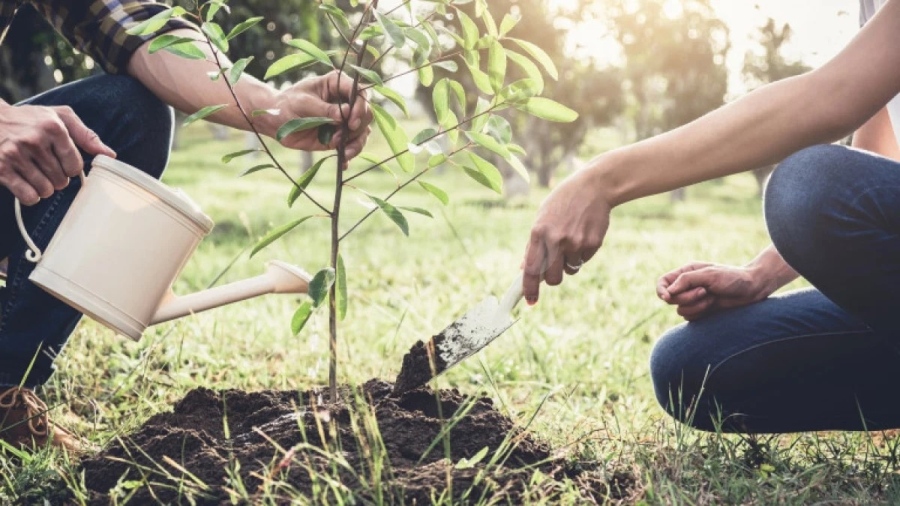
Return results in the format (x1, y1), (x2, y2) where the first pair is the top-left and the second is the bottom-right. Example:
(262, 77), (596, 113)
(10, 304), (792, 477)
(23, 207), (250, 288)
(13, 155), (311, 341)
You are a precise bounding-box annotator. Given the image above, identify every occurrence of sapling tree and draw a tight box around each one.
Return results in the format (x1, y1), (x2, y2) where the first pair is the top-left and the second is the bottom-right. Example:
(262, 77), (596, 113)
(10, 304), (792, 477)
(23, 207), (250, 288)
(129, 0), (577, 401)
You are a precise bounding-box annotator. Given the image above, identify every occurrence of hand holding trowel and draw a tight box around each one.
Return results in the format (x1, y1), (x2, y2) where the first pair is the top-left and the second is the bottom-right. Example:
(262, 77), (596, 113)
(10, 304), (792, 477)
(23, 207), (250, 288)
(392, 273), (524, 395)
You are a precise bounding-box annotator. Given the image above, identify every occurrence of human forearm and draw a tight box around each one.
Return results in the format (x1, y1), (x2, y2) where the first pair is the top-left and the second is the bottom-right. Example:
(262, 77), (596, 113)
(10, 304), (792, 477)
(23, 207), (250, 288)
(593, 74), (848, 206)
(125, 28), (372, 156)
(126, 29), (281, 137)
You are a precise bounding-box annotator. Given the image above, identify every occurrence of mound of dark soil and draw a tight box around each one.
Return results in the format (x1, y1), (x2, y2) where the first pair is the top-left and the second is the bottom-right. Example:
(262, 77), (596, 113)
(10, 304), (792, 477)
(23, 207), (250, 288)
(81, 380), (633, 504)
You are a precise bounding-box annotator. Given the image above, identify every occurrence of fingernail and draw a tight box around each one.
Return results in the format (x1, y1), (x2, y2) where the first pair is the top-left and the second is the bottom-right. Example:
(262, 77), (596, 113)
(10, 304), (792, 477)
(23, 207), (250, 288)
(351, 118), (361, 130)
(526, 296), (537, 306)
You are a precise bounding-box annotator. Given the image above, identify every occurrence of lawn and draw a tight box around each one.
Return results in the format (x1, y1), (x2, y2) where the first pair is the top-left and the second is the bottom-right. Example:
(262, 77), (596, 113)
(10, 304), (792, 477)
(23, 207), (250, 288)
(4, 123), (900, 505)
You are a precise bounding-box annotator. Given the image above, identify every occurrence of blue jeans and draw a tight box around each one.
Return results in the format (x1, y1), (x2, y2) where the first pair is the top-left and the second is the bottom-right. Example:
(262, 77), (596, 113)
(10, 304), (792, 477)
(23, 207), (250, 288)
(651, 144), (900, 433)
(0, 75), (173, 388)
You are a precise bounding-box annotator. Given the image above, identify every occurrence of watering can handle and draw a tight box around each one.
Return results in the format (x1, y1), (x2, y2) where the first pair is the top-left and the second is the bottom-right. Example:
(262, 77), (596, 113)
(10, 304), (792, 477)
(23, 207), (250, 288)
(14, 172), (86, 263)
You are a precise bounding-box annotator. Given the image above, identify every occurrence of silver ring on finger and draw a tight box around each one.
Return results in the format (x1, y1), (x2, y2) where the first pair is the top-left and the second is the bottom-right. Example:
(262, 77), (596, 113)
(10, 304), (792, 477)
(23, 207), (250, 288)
(565, 260), (583, 271)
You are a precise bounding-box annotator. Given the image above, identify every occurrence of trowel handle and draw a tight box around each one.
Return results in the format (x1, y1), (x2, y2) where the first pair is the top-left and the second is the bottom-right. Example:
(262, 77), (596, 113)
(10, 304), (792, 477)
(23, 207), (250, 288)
(14, 172), (86, 263)
(499, 273), (524, 314)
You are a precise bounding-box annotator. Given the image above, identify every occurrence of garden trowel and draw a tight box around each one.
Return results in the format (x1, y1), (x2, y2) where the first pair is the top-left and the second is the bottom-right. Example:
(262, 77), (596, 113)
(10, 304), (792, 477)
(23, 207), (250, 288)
(393, 273), (524, 395)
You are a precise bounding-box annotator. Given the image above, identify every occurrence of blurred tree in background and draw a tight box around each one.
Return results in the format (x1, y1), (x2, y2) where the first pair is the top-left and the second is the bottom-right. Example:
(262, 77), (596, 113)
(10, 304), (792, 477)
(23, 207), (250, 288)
(743, 18), (811, 194)
(607, 0), (729, 201)
(1, 1), (811, 196)
(415, 0), (624, 191)
(610, 0), (729, 141)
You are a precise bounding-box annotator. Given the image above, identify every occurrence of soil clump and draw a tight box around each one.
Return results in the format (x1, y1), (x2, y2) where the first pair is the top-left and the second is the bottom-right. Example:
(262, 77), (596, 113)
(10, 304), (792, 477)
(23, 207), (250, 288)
(393, 337), (448, 395)
(81, 380), (633, 504)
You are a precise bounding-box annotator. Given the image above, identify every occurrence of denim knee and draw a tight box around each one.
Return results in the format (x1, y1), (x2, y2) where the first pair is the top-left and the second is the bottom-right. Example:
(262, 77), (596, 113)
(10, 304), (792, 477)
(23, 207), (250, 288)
(92, 76), (173, 177)
(764, 144), (849, 272)
(649, 324), (709, 426)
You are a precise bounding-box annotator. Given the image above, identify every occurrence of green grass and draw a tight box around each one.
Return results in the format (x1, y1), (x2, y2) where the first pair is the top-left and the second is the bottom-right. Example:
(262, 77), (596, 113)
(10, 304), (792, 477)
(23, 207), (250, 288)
(4, 123), (900, 504)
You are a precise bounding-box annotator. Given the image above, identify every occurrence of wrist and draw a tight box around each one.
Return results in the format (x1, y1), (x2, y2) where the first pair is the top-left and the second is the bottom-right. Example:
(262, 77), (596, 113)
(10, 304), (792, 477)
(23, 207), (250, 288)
(584, 148), (633, 208)
(745, 247), (797, 297)
(240, 81), (280, 138)
(744, 262), (777, 298)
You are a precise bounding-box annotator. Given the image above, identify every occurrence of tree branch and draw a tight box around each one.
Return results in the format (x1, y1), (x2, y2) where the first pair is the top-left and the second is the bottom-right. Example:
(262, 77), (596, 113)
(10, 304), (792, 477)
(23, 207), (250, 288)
(344, 104), (501, 184)
(339, 143), (472, 242)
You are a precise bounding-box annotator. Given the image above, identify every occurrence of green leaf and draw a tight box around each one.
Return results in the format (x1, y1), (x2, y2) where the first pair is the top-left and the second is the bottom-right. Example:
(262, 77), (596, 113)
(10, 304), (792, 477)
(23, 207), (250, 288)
(466, 131), (510, 160)
(418, 181), (449, 205)
(360, 24), (384, 41)
(371, 104), (414, 172)
(265, 53), (316, 80)
(360, 153), (397, 179)
(406, 26), (432, 57)
(238, 164), (275, 177)
(250, 216), (314, 257)
(424, 20), (441, 46)
(471, 97), (493, 132)
(457, 10), (478, 49)
(373, 86), (409, 117)
(505, 49), (544, 94)
(487, 40), (507, 92)
(482, 10), (499, 39)
(399, 206), (434, 218)
(126, 7), (184, 36)
(374, 10), (406, 46)
(336, 254), (348, 320)
(288, 157), (329, 207)
(252, 108), (281, 117)
(226, 16), (263, 40)
(204, 0), (228, 21)
(515, 97), (579, 122)
(433, 78), (450, 123)
(350, 64), (383, 86)
(410, 128), (438, 149)
(162, 40), (206, 60)
(148, 35), (195, 54)
(202, 22), (229, 53)
(183, 104), (227, 126)
(414, 141), (442, 156)
(291, 301), (314, 334)
(418, 64), (434, 87)
(508, 38), (558, 80)
(464, 152), (503, 194)
(487, 115), (513, 144)
(428, 153), (448, 168)
(317, 125), (335, 146)
(507, 143), (527, 156)
(319, 4), (350, 30)
(465, 61), (494, 95)
(367, 194), (409, 236)
(447, 79), (467, 115)
(286, 39), (333, 68)
(438, 110), (459, 145)
(501, 78), (543, 103)
(222, 149), (258, 164)
(474, 0), (487, 18)
(508, 154), (530, 183)
(432, 60), (459, 73)
(276, 117), (335, 142)
(229, 56), (253, 84)
(309, 268), (336, 308)
(499, 14), (520, 36)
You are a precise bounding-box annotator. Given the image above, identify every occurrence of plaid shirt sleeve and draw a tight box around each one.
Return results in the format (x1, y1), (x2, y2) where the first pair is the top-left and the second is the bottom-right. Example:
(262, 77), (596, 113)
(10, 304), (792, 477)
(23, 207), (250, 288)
(29, 0), (197, 75)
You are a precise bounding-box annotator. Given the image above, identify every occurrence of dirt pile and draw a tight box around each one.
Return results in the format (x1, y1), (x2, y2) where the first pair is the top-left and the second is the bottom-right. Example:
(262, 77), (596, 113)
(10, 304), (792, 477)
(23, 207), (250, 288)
(81, 380), (633, 504)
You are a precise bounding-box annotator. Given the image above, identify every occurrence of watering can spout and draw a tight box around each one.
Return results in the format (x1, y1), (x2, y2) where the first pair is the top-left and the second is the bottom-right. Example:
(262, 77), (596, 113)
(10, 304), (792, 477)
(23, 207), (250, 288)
(150, 261), (311, 325)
